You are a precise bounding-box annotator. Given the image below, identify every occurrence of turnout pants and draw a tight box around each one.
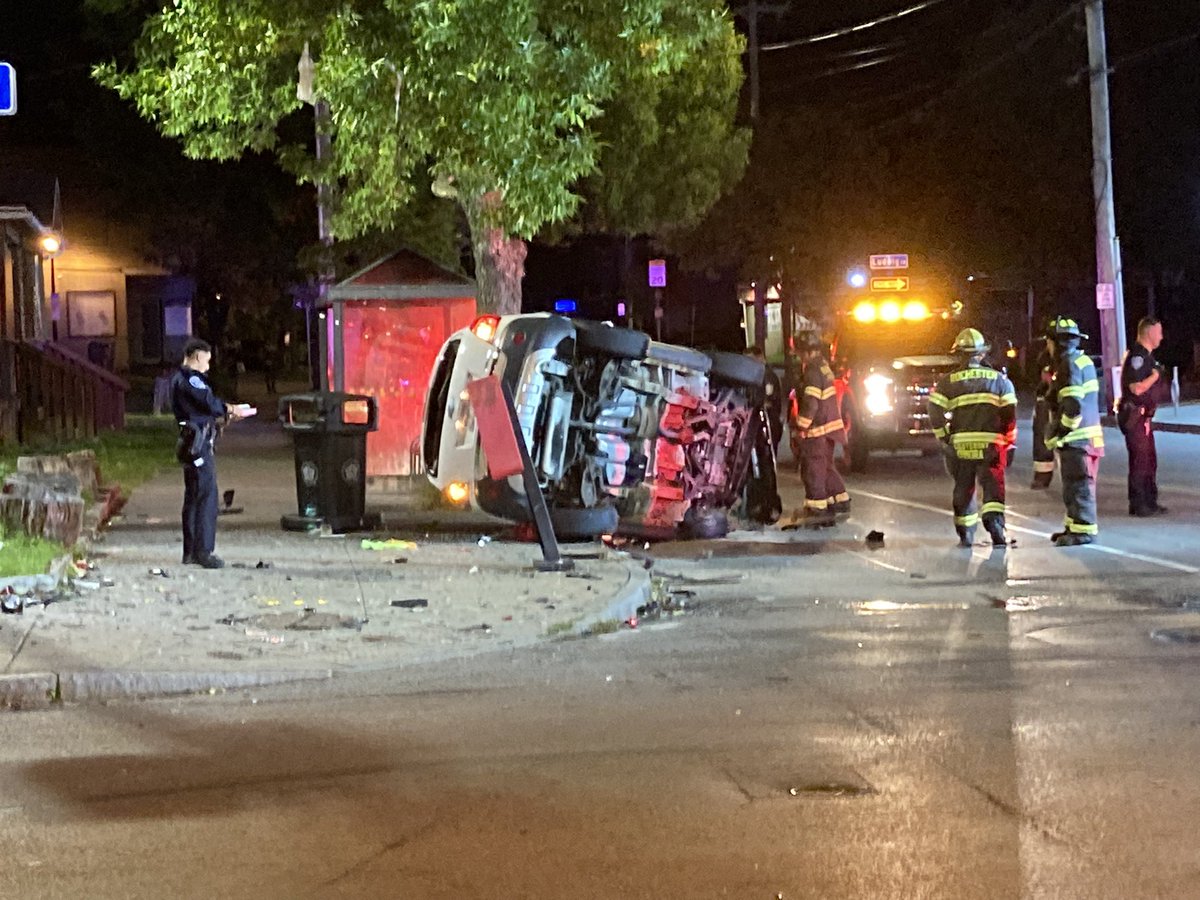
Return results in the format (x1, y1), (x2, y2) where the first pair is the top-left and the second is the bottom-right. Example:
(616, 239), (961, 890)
(1121, 412), (1158, 513)
(1058, 447), (1100, 536)
(182, 450), (218, 560)
(799, 436), (848, 512)
(1031, 396), (1055, 487)
(949, 453), (1006, 543)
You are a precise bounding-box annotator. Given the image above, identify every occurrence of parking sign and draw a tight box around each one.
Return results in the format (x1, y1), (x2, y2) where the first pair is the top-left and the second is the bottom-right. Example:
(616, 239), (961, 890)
(0, 63), (15, 116)
(648, 259), (667, 288)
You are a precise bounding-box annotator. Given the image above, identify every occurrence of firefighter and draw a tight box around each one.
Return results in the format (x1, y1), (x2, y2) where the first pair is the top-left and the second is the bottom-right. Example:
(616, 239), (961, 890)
(789, 330), (849, 526)
(927, 328), (1017, 547)
(1045, 317), (1104, 546)
(1030, 327), (1057, 490)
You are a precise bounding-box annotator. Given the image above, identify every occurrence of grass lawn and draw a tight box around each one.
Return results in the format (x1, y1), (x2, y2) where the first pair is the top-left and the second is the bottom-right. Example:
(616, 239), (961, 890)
(0, 414), (175, 493)
(0, 416), (176, 576)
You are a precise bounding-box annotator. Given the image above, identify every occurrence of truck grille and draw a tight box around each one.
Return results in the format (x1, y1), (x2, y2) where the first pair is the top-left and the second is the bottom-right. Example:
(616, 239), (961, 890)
(900, 374), (939, 435)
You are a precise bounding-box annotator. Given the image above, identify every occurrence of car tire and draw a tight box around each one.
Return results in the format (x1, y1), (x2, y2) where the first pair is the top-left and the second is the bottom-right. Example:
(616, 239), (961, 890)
(549, 505), (620, 541)
(707, 351), (765, 388)
(683, 506), (729, 540)
(574, 322), (649, 359)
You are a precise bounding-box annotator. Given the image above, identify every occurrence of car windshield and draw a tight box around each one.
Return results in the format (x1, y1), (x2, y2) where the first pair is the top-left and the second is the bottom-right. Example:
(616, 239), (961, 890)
(835, 315), (962, 362)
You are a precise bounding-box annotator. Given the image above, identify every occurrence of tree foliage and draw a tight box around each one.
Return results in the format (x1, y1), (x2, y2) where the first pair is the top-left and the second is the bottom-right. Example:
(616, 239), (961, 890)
(93, 0), (744, 314)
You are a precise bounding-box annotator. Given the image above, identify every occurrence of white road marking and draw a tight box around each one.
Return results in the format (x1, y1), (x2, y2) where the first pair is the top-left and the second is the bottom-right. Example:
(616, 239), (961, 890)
(837, 547), (907, 574)
(854, 488), (1199, 575)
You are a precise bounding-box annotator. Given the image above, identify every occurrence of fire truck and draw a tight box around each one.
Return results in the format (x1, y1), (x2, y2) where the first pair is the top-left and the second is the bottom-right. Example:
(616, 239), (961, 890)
(829, 292), (965, 472)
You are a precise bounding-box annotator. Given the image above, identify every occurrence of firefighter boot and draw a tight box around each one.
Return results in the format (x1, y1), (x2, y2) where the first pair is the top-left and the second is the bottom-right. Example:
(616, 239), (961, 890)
(1054, 532), (1095, 547)
(831, 498), (851, 519)
(956, 526), (975, 548)
(985, 523), (1008, 547)
(1030, 471), (1053, 490)
(796, 507), (836, 529)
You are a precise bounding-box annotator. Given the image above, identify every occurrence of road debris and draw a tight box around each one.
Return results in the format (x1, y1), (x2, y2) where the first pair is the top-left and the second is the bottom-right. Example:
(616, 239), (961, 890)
(391, 598), (429, 609)
(865, 530), (885, 549)
(361, 538), (418, 551)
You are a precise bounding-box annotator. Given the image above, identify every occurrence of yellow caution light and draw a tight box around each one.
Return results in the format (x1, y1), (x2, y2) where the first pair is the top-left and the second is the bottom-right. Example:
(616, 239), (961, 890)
(879, 300), (902, 323)
(852, 301), (877, 323)
(902, 301), (930, 321)
(445, 482), (470, 505)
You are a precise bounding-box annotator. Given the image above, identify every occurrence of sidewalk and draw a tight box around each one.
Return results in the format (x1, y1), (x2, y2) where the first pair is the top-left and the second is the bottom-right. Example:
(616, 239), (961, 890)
(1144, 400), (1200, 434)
(0, 418), (649, 709)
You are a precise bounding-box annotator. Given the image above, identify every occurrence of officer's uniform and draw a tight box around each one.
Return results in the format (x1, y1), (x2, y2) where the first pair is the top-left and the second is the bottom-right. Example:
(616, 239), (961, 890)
(170, 366), (227, 563)
(928, 330), (1017, 546)
(1031, 344), (1056, 489)
(792, 352), (848, 520)
(1046, 319), (1104, 544)
(1118, 342), (1161, 515)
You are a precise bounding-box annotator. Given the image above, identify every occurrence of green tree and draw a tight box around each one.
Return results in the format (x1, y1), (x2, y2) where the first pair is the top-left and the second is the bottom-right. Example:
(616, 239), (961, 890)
(93, 0), (742, 315)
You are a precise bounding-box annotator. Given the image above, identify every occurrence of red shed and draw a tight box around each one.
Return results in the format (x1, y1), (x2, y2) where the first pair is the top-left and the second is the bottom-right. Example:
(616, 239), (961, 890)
(327, 250), (476, 477)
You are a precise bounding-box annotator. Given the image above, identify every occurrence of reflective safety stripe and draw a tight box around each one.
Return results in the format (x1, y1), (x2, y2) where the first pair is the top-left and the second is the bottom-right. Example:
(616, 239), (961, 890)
(1058, 380), (1099, 399)
(1061, 413), (1083, 429)
(1064, 516), (1099, 535)
(1060, 424), (1104, 447)
(805, 498), (829, 510)
(1074, 354), (1094, 370)
(796, 417), (812, 430)
(949, 431), (1008, 448)
(1033, 460), (1056, 473)
(954, 513), (981, 527)
(832, 492), (850, 504)
(803, 419), (845, 438)
(932, 427), (948, 439)
(804, 385), (837, 400)
(944, 392), (1016, 410)
(928, 392), (949, 407)
(981, 501), (1006, 516)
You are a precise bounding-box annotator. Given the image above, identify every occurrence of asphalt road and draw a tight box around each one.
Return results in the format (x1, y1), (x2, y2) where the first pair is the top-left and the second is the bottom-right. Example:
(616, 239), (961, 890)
(2, 422), (1198, 899)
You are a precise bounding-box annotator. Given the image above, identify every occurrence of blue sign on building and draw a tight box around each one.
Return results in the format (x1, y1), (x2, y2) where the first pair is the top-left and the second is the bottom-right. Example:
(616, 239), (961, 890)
(0, 63), (16, 116)
(554, 298), (578, 314)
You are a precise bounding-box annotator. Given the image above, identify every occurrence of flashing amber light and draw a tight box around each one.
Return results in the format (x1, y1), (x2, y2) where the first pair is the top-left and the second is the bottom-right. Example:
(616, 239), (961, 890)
(1006, 347), (1020, 359)
(901, 300), (930, 321)
(852, 301), (877, 323)
(39, 234), (62, 255)
(879, 300), (902, 323)
(445, 481), (470, 505)
(471, 315), (501, 343)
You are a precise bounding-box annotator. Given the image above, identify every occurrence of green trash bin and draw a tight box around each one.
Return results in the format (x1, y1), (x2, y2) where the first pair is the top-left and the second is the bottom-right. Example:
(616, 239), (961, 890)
(279, 392), (379, 533)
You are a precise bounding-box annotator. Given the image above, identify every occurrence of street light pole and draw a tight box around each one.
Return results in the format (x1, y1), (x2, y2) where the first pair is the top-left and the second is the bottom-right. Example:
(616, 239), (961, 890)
(1084, 0), (1127, 407)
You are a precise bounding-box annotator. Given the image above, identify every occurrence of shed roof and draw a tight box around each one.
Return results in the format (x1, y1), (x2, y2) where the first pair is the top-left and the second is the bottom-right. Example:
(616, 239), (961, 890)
(329, 248), (476, 301)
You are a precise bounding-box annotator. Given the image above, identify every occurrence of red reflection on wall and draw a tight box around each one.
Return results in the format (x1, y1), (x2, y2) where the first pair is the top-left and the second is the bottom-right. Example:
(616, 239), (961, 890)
(338, 298), (475, 476)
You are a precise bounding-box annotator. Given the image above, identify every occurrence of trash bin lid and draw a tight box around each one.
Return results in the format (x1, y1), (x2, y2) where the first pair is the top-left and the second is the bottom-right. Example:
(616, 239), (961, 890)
(278, 392), (378, 432)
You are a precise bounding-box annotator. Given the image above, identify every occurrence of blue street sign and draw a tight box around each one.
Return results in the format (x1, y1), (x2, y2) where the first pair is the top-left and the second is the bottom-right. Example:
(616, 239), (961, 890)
(869, 253), (908, 270)
(0, 62), (15, 116)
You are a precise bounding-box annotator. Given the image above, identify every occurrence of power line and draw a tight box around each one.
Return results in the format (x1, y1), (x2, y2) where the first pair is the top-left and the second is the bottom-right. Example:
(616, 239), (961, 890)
(762, 0), (951, 52)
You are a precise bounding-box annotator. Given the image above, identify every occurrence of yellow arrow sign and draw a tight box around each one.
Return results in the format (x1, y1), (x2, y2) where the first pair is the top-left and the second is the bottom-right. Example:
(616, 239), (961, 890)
(871, 276), (910, 291)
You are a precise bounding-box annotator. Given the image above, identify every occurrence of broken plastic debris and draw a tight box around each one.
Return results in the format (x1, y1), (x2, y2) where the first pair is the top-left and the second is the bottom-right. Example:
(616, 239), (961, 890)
(477, 535), (493, 547)
(468, 565), (479, 574)
(626, 615), (638, 629)
(361, 538), (418, 551)
(255, 560), (272, 569)
(865, 530), (885, 548)
(148, 567), (170, 577)
(74, 580), (101, 591)
(391, 598), (429, 609)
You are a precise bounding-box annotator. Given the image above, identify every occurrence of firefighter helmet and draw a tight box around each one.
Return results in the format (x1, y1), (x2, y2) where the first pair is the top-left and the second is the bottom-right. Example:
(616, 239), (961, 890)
(794, 331), (824, 353)
(1050, 316), (1088, 340)
(951, 328), (990, 355)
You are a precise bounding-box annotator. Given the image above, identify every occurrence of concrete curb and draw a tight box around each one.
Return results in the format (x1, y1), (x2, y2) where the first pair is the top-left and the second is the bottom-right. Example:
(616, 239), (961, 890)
(58, 669), (333, 704)
(1101, 416), (1200, 436)
(0, 673), (58, 711)
(573, 561), (653, 635)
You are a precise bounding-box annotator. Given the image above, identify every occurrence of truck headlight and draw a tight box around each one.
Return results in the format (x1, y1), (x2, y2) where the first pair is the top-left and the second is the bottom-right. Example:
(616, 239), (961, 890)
(863, 373), (894, 416)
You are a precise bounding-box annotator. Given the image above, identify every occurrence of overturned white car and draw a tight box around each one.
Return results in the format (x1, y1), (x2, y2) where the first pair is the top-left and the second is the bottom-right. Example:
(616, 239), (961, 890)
(421, 313), (781, 539)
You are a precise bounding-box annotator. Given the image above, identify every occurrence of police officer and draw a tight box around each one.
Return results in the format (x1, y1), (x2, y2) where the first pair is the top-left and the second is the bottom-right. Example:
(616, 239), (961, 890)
(1118, 316), (1167, 517)
(1030, 328), (1057, 490)
(928, 328), (1017, 547)
(1045, 317), (1104, 546)
(790, 331), (849, 526)
(171, 338), (246, 568)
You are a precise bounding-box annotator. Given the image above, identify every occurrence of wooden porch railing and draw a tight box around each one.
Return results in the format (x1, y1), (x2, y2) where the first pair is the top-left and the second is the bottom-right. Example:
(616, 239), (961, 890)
(0, 339), (128, 446)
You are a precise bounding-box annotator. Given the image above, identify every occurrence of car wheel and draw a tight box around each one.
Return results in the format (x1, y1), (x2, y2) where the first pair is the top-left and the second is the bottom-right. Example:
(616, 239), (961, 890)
(574, 322), (649, 359)
(549, 505), (620, 541)
(707, 351), (765, 388)
(683, 506), (729, 540)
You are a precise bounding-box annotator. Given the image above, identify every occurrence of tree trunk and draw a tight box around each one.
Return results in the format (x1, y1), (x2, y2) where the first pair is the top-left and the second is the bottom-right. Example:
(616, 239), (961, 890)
(465, 193), (526, 316)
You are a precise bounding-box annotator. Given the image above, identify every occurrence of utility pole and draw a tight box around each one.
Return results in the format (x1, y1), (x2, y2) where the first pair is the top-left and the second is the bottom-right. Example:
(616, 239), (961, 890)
(1084, 0), (1127, 408)
(735, 1), (787, 352)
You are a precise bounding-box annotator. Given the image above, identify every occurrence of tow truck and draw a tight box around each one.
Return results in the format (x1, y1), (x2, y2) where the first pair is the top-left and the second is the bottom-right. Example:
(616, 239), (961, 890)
(829, 294), (964, 472)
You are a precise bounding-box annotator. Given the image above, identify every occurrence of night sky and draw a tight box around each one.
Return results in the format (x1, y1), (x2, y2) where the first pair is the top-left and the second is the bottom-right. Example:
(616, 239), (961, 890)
(2, 1), (1198, 354)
